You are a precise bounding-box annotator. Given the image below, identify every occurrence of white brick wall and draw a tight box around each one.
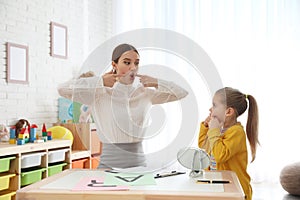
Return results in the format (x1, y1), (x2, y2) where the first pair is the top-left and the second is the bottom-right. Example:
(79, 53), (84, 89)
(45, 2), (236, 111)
(0, 0), (112, 129)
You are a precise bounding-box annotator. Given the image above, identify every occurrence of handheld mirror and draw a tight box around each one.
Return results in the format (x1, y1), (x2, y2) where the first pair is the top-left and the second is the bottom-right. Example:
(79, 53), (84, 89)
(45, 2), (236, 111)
(177, 147), (210, 178)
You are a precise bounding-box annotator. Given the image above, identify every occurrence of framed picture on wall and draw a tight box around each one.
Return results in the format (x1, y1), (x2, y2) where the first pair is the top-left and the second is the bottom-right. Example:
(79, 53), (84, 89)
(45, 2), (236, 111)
(50, 21), (68, 59)
(6, 42), (29, 84)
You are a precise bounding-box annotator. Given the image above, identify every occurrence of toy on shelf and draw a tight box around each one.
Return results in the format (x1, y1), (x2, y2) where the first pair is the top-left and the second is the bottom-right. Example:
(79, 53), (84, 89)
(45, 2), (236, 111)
(12, 119), (40, 145)
(47, 126), (73, 143)
(30, 124), (38, 143)
(14, 119), (32, 145)
(47, 131), (52, 140)
(17, 139), (25, 145)
(18, 126), (30, 143)
(8, 120), (51, 144)
(15, 119), (30, 139)
(42, 123), (48, 142)
(0, 124), (9, 142)
(42, 123), (47, 136)
(9, 126), (16, 144)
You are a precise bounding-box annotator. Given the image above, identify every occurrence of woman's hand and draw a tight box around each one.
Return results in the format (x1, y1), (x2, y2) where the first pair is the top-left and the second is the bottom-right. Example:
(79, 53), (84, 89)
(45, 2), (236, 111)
(102, 70), (121, 87)
(136, 74), (158, 88)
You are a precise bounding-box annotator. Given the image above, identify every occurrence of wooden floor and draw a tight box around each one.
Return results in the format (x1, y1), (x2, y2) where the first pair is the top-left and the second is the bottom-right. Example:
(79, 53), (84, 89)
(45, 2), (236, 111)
(252, 182), (300, 200)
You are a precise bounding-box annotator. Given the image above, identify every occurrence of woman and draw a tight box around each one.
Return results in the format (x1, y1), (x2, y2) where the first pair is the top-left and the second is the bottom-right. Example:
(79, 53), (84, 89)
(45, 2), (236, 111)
(58, 43), (188, 169)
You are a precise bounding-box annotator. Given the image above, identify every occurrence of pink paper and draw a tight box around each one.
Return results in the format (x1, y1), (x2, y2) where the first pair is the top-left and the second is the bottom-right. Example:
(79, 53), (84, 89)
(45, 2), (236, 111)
(72, 177), (129, 191)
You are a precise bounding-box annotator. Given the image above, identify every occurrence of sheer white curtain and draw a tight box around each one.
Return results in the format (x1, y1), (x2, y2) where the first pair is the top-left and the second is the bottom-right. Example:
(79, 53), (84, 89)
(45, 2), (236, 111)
(112, 0), (300, 182)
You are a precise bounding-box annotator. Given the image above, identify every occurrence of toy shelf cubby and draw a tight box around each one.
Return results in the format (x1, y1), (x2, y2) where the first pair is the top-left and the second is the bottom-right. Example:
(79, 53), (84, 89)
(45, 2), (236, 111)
(55, 123), (102, 169)
(0, 139), (72, 200)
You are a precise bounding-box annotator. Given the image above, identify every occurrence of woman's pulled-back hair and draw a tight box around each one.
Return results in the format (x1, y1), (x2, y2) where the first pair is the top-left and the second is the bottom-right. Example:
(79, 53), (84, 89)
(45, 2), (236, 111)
(112, 43), (139, 63)
(216, 87), (259, 162)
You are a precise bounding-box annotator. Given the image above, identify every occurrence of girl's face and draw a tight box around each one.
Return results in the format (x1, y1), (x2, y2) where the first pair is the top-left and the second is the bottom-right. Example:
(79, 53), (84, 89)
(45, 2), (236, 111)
(209, 93), (227, 123)
(113, 50), (140, 85)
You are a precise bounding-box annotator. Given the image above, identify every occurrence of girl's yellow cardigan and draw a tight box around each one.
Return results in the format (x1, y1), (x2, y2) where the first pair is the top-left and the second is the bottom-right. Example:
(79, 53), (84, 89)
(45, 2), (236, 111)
(198, 122), (252, 200)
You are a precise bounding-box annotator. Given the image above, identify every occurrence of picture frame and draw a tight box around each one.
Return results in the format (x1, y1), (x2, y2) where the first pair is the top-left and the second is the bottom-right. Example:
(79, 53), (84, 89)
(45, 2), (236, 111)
(50, 21), (68, 59)
(6, 42), (29, 84)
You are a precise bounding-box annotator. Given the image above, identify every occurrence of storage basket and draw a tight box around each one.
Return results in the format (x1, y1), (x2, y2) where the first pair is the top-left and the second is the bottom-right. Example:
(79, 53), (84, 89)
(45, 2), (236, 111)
(48, 162), (67, 176)
(91, 156), (100, 169)
(48, 149), (68, 164)
(72, 158), (88, 169)
(0, 174), (15, 191)
(0, 156), (16, 173)
(0, 191), (16, 200)
(21, 168), (46, 186)
(21, 152), (46, 169)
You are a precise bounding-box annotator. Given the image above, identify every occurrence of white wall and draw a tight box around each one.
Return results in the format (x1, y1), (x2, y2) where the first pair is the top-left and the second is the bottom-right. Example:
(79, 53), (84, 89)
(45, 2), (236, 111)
(112, 0), (300, 182)
(0, 0), (112, 128)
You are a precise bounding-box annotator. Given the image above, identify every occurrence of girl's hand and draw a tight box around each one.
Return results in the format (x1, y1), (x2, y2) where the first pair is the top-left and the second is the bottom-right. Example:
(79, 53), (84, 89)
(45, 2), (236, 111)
(136, 74), (158, 88)
(203, 115), (211, 127)
(102, 70), (122, 87)
(208, 117), (223, 129)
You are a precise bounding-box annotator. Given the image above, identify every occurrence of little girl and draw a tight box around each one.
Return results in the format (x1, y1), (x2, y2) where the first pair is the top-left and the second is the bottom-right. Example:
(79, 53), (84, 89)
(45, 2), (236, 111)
(198, 87), (259, 200)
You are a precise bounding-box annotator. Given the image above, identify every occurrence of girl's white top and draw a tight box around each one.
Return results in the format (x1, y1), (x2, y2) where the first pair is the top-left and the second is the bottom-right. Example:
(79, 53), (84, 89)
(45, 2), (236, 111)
(58, 77), (188, 143)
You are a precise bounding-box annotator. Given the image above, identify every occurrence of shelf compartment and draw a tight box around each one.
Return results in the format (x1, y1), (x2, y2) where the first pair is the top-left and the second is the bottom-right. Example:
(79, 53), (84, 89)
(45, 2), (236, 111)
(21, 168), (46, 186)
(48, 149), (69, 164)
(0, 156), (16, 173)
(0, 174), (16, 191)
(0, 191), (16, 200)
(48, 162), (67, 177)
(91, 155), (100, 169)
(21, 152), (46, 169)
(72, 158), (88, 169)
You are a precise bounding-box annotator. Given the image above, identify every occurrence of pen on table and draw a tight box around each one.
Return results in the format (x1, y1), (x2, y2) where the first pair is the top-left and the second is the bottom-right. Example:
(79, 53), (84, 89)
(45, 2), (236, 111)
(104, 170), (119, 174)
(154, 171), (186, 178)
(87, 184), (117, 187)
(97, 185), (117, 187)
(197, 180), (230, 184)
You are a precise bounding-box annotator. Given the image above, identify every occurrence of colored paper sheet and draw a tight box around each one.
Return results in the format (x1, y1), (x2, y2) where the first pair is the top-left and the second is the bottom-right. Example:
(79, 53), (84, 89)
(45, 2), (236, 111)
(72, 177), (129, 191)
(104, 172), (157, 186)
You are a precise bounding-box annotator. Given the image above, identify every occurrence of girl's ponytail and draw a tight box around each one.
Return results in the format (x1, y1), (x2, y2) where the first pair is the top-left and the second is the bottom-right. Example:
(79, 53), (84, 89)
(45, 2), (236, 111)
(246, 94), (259, 162)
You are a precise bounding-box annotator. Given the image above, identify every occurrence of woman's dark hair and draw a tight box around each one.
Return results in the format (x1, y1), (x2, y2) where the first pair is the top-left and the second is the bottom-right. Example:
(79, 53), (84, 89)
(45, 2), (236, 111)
(112, 43), (139, 64)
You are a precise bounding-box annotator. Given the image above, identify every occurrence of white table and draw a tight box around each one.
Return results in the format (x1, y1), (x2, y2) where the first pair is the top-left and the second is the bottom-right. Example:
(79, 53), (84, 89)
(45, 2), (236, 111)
(17, 169), (245, 200)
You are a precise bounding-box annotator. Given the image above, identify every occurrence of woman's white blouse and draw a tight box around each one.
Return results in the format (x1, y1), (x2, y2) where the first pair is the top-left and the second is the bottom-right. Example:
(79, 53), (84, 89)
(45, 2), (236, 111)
(58, 76), (188, 143)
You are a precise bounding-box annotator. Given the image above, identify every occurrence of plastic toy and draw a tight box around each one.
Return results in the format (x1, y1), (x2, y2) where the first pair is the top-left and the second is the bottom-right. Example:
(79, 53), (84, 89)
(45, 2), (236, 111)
(0, 124), (9, 142)
(9, 126), (16, 144)
(42, 123), (47, 137)
(47, 131), (52, 140)
(18, 127), (30, 143)
(30, 124), (38, 143)
(15, 119), (30, 139)
(47, 126), (73, 144)
(17, 139), (25, 145)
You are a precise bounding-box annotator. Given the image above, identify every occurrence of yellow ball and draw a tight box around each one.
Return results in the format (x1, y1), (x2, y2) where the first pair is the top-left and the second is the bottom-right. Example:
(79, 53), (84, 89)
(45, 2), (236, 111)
(47, 126), (73, 144)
